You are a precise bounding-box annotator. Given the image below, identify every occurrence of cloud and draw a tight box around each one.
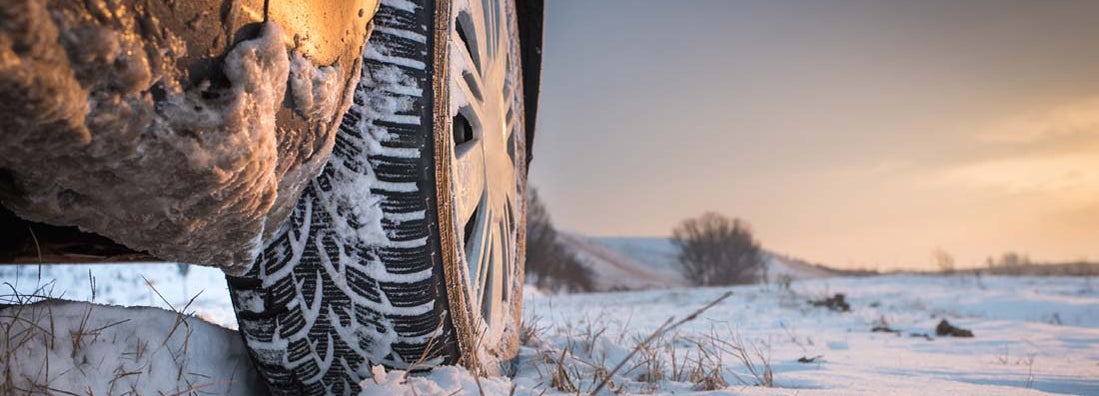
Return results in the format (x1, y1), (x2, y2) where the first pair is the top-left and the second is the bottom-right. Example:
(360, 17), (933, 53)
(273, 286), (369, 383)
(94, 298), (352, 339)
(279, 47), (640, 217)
(943, 153), (1099, 199)
(978, 97), (1099, 144)
(932, 97), (1099, 198)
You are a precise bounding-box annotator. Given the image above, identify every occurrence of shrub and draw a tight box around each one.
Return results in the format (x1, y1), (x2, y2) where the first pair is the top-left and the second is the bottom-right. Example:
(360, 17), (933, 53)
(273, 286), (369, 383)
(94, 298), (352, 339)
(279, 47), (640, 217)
(933, 248), (955, 274)
(672, 212), (763, 286)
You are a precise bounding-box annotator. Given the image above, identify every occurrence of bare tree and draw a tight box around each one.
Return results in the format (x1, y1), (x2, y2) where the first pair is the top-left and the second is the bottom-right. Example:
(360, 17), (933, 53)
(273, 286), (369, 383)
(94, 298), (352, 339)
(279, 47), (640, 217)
(524, 188), (595, 292)
(987, 252), (1032, 275)
(933, 248), (955, 274)
(672, 212), (764, 286)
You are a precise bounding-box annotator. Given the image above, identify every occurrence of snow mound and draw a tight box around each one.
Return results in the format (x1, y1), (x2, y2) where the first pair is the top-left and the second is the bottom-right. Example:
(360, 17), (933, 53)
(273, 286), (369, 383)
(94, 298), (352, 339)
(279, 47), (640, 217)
(0, 300), (263, 395)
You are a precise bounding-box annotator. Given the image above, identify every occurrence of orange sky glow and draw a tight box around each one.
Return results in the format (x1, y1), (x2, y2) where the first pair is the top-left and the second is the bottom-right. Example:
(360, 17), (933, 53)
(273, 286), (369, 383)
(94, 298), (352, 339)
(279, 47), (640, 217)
(531, 0), (1099, 270)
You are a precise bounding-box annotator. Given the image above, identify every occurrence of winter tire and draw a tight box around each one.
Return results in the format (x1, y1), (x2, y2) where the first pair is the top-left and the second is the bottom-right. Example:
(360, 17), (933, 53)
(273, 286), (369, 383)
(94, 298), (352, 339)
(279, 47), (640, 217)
(226, 0), (528, 394)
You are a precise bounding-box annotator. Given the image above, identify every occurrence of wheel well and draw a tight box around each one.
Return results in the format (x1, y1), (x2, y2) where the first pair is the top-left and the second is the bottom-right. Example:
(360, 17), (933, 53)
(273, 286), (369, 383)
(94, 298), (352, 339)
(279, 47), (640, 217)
(516, 0), (544, 167)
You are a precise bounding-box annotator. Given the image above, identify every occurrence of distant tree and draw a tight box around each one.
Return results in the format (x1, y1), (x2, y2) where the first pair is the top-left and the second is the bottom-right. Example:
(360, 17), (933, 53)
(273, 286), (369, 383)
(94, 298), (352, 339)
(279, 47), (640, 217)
(987, 252), (1031, 275)
(524, 189), (594, 293)
(999, 252), (1030, 268)
(672, 212), (764, 286)
(933, 248), (955, 274)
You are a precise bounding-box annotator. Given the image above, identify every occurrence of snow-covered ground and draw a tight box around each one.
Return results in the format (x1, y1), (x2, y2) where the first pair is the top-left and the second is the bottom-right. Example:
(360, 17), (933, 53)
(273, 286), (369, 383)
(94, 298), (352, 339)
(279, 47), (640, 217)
(3, 264), (1097, 395)
(504, 275), (1099, 395)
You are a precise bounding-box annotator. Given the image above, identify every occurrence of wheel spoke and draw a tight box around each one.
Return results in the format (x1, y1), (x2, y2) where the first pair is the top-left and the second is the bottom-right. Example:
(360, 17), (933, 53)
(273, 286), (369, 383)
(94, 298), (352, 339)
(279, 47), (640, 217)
(452, 116), (486, 226)
(487, 4), (498, 58)
(465, 198), (491, 301)
(465, 1), (490, 72)
(474, 207), (495, 308)
(451, 40), (486, 104)
(482, 217), (505, 322)
(504, 111), (516, 142)
(451, 75), (491, 133)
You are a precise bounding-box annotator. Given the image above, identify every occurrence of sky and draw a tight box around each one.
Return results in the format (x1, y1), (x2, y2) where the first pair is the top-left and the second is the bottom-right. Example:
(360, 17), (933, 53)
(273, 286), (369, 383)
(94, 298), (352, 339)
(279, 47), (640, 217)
(528, 0), (1099, 270)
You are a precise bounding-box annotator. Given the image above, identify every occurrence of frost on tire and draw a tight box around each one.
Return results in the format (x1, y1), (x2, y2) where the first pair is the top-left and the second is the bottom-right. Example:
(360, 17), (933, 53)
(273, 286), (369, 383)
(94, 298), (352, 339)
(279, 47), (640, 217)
(227, 0), (457, 394)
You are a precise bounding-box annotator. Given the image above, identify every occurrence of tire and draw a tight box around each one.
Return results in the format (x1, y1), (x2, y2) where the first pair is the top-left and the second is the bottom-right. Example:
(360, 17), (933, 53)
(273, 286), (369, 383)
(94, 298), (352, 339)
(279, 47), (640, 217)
(226, 0), (528, 394)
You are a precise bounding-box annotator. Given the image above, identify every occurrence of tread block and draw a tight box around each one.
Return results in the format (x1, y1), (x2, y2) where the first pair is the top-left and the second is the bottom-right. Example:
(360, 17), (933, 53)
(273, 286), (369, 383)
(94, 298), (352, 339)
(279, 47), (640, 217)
(346, 266), (383, 303)
(379, 277), (436, 308)
(391, 309), (441, 337)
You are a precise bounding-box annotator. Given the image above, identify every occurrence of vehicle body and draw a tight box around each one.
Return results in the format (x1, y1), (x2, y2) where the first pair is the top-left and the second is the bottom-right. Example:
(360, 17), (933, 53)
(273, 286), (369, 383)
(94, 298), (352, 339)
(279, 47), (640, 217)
(0, 0), (542, 393)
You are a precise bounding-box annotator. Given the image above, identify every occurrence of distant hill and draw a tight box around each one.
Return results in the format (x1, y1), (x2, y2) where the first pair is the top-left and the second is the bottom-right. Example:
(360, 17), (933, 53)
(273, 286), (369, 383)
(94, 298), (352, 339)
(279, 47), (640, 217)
(555, 233), (688, 291)
(550, 235), (1098, 291)
(553, 234), (840, 291)
(590, 237), (681, 280)
(955, 261), (1099, 277)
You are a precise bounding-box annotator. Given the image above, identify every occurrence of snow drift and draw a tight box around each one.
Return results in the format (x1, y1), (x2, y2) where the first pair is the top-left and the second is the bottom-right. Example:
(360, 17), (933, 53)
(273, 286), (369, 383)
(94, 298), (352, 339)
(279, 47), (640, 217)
(0, 300), (263, 395)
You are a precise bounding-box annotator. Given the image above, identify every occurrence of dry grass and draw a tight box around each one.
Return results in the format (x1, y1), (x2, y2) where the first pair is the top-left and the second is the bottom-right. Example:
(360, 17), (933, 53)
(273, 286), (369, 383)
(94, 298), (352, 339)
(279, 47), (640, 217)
(706, 328), (773, 387)
(2, 280), (64, 394)
(588, 291), (733, 394)
(519, 313), (547, 348)
(515, 290), (785, 394)
(674, 336), (729, 391)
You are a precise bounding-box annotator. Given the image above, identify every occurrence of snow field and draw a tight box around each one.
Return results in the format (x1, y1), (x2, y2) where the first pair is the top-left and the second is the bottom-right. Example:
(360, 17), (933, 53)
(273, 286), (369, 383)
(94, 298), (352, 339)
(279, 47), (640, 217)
(2, 263), (1097, 395)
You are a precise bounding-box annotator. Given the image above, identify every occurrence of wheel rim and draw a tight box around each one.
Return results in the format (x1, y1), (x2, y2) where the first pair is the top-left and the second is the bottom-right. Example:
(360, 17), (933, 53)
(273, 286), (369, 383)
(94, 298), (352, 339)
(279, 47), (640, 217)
(447, 0), (523, 345)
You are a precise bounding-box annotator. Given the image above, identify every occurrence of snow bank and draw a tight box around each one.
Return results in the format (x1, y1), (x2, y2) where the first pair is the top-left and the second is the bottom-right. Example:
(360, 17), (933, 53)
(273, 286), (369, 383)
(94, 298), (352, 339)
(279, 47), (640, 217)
(0, 300), (263, 395)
